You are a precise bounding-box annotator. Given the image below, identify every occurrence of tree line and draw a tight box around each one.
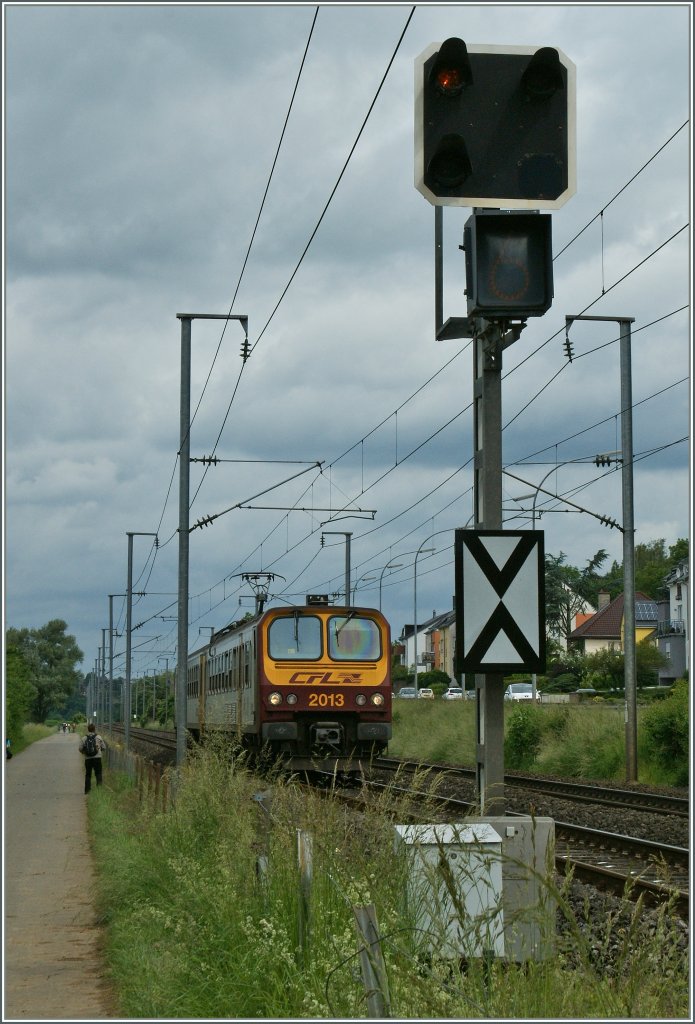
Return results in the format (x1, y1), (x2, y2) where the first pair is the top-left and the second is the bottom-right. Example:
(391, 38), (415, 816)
(5, 620), (83, 745)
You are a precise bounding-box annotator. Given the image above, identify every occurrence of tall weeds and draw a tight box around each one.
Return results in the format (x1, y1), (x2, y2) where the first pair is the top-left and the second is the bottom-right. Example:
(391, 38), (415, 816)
(87, 741), (689, 1019)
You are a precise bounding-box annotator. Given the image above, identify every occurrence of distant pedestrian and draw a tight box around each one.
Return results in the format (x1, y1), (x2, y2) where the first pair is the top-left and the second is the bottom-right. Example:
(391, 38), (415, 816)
(6, 737), (12, 760)
(78, 723), (106, 793)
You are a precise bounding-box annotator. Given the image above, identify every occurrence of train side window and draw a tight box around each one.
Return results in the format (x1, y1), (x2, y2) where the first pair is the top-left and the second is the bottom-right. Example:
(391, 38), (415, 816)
(268, 615), (322, 659)
(328, 616), (382, 661)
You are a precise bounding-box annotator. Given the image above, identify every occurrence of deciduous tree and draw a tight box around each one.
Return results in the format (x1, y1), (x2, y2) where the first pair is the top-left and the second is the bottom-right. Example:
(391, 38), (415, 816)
(5, 620), (83, 723)
(545, 549), (608, 643)
(5, 643), (34, 744)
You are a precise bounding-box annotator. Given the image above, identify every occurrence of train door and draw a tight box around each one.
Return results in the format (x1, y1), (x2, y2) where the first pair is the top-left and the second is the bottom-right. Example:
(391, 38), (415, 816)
(198, 653), (207, 735)
(242, 635), (258, 732)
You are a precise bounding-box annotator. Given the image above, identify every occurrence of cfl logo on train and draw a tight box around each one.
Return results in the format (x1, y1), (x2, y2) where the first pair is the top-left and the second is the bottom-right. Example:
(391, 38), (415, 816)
(288, 670), (364, 686)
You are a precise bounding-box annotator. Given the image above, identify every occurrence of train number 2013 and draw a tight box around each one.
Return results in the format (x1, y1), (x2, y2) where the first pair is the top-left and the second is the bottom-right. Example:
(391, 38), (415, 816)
(308, 693), (345, 708)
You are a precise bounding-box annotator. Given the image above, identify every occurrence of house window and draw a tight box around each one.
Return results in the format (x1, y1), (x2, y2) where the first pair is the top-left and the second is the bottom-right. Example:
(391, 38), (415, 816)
(676, 583), (682, 600)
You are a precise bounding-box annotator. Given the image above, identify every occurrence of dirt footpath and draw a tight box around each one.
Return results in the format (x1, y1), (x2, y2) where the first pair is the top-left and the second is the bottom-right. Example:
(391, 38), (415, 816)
(3, 732), (119, 1020)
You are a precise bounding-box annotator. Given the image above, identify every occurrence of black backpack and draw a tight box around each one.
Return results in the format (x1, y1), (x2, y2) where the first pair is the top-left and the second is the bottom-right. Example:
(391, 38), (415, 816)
(83, 732), (98, 757)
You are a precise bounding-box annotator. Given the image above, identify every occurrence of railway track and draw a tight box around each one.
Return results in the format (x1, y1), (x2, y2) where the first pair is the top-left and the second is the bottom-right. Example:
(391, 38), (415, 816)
(109, 724), (177, 756)
(374, 757), (690, 817)
(312, 772), (690, 919)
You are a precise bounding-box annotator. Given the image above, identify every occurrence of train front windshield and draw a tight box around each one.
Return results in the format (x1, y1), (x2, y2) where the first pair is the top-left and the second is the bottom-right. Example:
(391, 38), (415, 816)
(268, 615), (322, 659)
(266, 612), (383, 663)
(328, 615), (381, 661)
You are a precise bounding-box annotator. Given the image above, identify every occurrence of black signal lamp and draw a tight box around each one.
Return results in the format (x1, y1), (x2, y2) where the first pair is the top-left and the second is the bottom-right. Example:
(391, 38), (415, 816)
(521, 47), (564, 100)
(464, 211), (554, 319)
(427, 133), (472, 189)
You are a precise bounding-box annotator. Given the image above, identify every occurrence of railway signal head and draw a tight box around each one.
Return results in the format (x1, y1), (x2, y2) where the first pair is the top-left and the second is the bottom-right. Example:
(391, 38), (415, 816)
(415, 39), (576, 209)
(464, 210), (553, 319)
(423, 37), (473, 191)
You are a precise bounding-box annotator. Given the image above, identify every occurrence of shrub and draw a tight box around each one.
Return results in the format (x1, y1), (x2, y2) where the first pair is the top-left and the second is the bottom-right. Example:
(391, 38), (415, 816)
(392, 664), (412, 685)
(641, 678), (689, 785)
(504, 704), (543, 770)
(542, 673), (578, 694)
(416, 668), (451, 695)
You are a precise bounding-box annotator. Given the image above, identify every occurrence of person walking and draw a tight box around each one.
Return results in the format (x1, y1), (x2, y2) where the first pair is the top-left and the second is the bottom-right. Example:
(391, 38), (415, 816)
(78, 723), (106, 793)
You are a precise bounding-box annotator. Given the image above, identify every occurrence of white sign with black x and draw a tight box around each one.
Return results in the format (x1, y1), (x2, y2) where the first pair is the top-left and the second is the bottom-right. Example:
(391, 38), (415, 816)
(455, 530), (545, 674)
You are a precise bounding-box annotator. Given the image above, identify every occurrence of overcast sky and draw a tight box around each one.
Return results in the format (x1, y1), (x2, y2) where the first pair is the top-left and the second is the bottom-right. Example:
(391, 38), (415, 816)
(3, 2), (691, 681)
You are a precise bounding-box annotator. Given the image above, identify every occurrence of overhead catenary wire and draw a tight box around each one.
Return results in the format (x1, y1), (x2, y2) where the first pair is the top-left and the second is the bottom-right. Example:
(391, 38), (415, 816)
(553, 121), (688, 261)
(133, 358), (688, 642)
(135, 44), (687, 583)
(117, 69), (688, 672)
(131, 425), (688, 670)
(146, 9), (320, 549)
(188, 7), (416, 513)
(248, 8), (416, 357)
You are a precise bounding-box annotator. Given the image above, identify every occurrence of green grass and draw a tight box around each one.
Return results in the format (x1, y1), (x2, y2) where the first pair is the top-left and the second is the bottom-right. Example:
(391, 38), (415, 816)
(87, 739), (689, 1019)
(390, 700), (477, 765)
(389, 700), (686, 786)
(8, 722), (56, 756)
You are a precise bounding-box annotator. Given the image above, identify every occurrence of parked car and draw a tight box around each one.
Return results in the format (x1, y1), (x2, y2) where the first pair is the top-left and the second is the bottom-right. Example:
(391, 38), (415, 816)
(442, 687), (464, 700)
(504, 682), (535, 702)
(396, 686), (417, 699)
(417, 688), (434, 700)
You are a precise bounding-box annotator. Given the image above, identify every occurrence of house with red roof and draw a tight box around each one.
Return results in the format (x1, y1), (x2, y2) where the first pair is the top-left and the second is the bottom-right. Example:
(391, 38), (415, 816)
(568, 590), (658, 655)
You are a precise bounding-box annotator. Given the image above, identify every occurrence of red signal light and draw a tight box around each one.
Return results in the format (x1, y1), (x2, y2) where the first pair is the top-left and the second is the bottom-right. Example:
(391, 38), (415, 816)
(436, 67), (463, 93)
(429, 37), (471, 97)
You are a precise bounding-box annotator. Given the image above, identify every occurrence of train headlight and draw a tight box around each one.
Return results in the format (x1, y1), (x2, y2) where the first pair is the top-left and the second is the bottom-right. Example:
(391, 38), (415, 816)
(355, 694), (367, 706)
(370, 693), (385, 706)
(286, 693), (298, 705)
(268, 692), (283, 706)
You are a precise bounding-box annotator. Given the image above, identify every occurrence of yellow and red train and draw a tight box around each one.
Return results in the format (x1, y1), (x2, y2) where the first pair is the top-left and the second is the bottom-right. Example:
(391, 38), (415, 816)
(186, 596), (392, 773)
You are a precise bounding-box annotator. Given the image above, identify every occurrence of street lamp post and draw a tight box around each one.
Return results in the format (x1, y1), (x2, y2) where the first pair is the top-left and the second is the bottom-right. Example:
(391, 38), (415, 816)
(351, 572), (377, 604)
(379, 561), (403, 611)
(176, 312), (248, 768)
(526, 463), (575, 704)
(413, 535), (450, 694)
